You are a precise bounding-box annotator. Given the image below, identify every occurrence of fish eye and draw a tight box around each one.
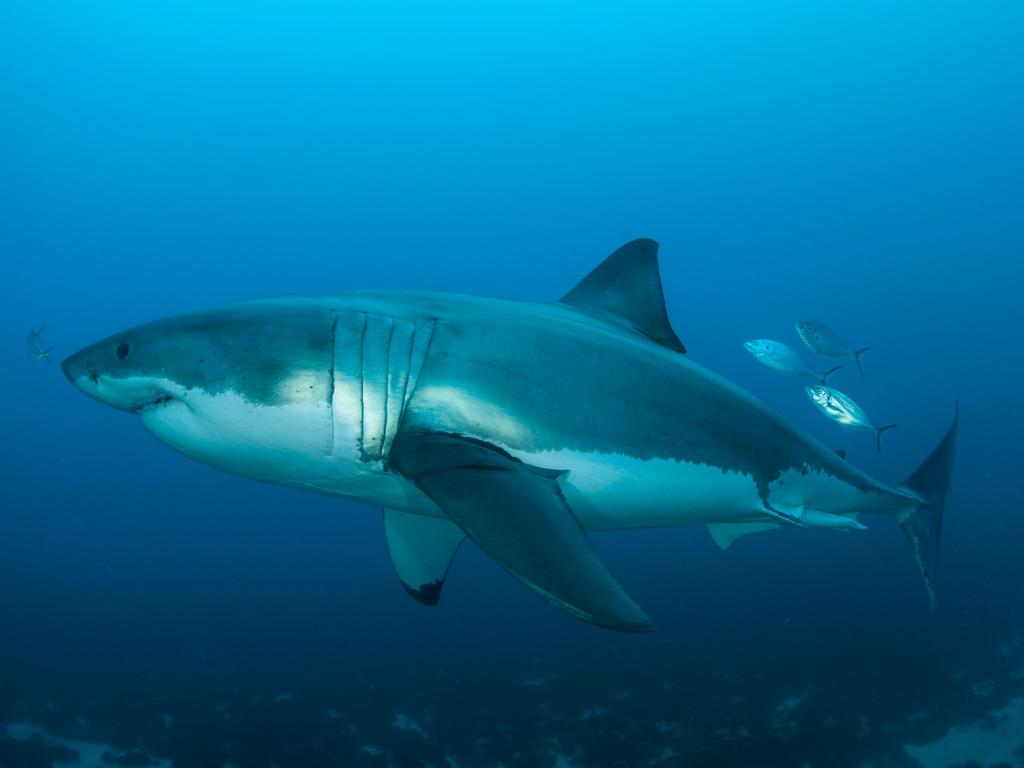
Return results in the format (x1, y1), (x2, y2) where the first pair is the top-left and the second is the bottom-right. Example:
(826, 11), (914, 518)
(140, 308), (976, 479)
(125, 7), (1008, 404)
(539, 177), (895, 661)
(116, 342), (131, 360)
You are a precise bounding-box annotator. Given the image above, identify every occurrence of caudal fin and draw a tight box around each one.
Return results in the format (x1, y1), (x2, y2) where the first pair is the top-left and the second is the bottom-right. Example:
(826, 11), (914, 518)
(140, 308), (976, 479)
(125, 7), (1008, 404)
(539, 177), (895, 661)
(875, 424), (897, 452)
(854, 346), (870, 376)
(820, 364), (844, 384)
(898, 403), (958, 611)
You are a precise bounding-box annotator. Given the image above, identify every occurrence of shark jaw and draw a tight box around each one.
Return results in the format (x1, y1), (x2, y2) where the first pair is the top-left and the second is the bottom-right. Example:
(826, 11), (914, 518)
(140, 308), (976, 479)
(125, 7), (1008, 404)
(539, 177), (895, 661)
(64, 369), (184, 415)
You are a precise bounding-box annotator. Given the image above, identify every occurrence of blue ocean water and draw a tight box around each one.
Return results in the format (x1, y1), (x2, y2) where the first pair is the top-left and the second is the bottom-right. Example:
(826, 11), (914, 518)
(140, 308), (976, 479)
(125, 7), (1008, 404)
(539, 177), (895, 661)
(2, 2), (1023, 766)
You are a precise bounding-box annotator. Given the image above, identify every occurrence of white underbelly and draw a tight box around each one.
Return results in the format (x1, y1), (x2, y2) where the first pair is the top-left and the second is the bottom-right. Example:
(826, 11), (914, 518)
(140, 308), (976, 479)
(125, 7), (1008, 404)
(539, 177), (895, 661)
(141, 386), (890, 530)
(506, 447), (768, 530)
(140, 387), (430, 511)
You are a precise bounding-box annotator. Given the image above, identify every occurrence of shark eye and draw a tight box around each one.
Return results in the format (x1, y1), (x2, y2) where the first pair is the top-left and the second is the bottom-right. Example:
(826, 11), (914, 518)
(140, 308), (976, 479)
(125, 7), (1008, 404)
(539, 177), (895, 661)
(116, 342), (131, 360)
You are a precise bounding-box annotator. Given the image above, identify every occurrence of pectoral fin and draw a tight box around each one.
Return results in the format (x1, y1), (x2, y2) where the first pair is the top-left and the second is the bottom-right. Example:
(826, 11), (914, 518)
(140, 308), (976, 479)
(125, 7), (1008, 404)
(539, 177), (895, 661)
(383, 509), (465, 605)
(389, 431), (655, 632)
(707, 522), (779, 550)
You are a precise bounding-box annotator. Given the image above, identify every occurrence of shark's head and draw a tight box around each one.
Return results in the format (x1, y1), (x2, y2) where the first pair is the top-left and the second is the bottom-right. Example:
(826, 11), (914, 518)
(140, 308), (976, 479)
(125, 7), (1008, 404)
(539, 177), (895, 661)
(62, 301), (342, 485)
(62, 331), (179, 414)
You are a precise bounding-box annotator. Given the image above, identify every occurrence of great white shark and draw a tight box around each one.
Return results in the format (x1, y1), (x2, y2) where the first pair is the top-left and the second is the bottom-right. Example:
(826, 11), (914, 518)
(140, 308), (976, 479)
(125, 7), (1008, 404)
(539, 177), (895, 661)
(62, 240), (956, 632)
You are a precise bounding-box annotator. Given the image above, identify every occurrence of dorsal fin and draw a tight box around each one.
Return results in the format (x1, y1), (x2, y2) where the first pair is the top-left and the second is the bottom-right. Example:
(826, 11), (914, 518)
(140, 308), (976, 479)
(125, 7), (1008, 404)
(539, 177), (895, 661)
(559, 239), (686, 353)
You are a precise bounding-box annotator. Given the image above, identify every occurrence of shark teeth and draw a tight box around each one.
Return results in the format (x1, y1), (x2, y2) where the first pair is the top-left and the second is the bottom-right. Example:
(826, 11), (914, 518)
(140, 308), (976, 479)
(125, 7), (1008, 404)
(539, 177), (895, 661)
(134, 394), (174, 413)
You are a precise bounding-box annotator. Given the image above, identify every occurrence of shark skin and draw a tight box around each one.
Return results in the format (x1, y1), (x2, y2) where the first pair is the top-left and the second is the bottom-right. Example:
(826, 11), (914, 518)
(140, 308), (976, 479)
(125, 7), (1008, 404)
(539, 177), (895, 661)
(62, 240), (956, 631)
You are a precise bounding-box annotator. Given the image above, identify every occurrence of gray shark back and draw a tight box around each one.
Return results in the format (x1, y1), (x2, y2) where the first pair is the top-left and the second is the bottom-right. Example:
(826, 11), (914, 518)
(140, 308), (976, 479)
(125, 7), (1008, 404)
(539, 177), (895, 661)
(314, 289), (894, 510)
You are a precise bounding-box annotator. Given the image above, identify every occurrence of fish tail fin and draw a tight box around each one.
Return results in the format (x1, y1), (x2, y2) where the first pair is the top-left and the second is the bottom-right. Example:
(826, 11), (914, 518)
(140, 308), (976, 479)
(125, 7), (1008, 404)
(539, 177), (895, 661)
(820, 364), (844, 384)
(875, 424), (897, 452)
(896, 403), (958, 611)
(854, 346), (870, 375)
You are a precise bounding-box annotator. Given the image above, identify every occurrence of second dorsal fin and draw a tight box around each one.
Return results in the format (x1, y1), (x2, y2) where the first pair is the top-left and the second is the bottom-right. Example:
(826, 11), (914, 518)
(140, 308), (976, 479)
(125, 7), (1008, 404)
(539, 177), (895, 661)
(559, 239), (686, 353)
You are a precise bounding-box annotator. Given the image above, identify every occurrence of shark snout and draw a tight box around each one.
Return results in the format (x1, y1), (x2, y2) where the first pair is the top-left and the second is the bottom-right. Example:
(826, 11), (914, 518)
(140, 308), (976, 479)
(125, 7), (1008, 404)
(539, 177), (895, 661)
(62, 342), (166, 413)
(61, 345), (111, 407)
(61, 348), (93, 388)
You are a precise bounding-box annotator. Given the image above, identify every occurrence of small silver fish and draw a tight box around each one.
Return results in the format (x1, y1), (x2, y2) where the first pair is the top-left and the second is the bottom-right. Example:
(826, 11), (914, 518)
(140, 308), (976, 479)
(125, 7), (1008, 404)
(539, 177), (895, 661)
(28, 345), (55, 365)
(795, 319), (870, 375)
(806, 385), (896, 452)
(743, 339), (842, 384)
(26, 326), (54, 365)
(26, 326), (46, 347)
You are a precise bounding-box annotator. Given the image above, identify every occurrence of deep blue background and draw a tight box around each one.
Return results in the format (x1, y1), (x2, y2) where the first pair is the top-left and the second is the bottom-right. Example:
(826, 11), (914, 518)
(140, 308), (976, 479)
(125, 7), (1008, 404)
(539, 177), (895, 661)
(2, 2), (1022, 766)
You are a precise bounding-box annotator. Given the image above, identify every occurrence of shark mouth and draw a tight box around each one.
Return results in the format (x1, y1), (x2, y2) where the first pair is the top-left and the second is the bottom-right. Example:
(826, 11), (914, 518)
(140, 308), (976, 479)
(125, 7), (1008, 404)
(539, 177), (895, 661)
(133, 394), (175, 413)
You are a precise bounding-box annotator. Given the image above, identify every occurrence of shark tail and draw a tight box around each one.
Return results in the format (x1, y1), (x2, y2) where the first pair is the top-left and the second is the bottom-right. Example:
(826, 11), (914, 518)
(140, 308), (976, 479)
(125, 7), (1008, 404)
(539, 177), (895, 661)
(875, 424), (897, 452)
(854, 346), (870, 375)
(819, 364), (844, 384)
(897, 403), (958, 611)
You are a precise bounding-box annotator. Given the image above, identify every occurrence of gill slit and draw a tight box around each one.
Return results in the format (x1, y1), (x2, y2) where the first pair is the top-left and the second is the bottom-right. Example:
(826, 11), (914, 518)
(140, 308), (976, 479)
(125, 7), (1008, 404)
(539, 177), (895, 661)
(397, 323), (416, 413)
(358, 312), (368, 456)
(404, 317), (437, 412)
(328, 313), (338, 454)
(382, 317), (396, 453)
